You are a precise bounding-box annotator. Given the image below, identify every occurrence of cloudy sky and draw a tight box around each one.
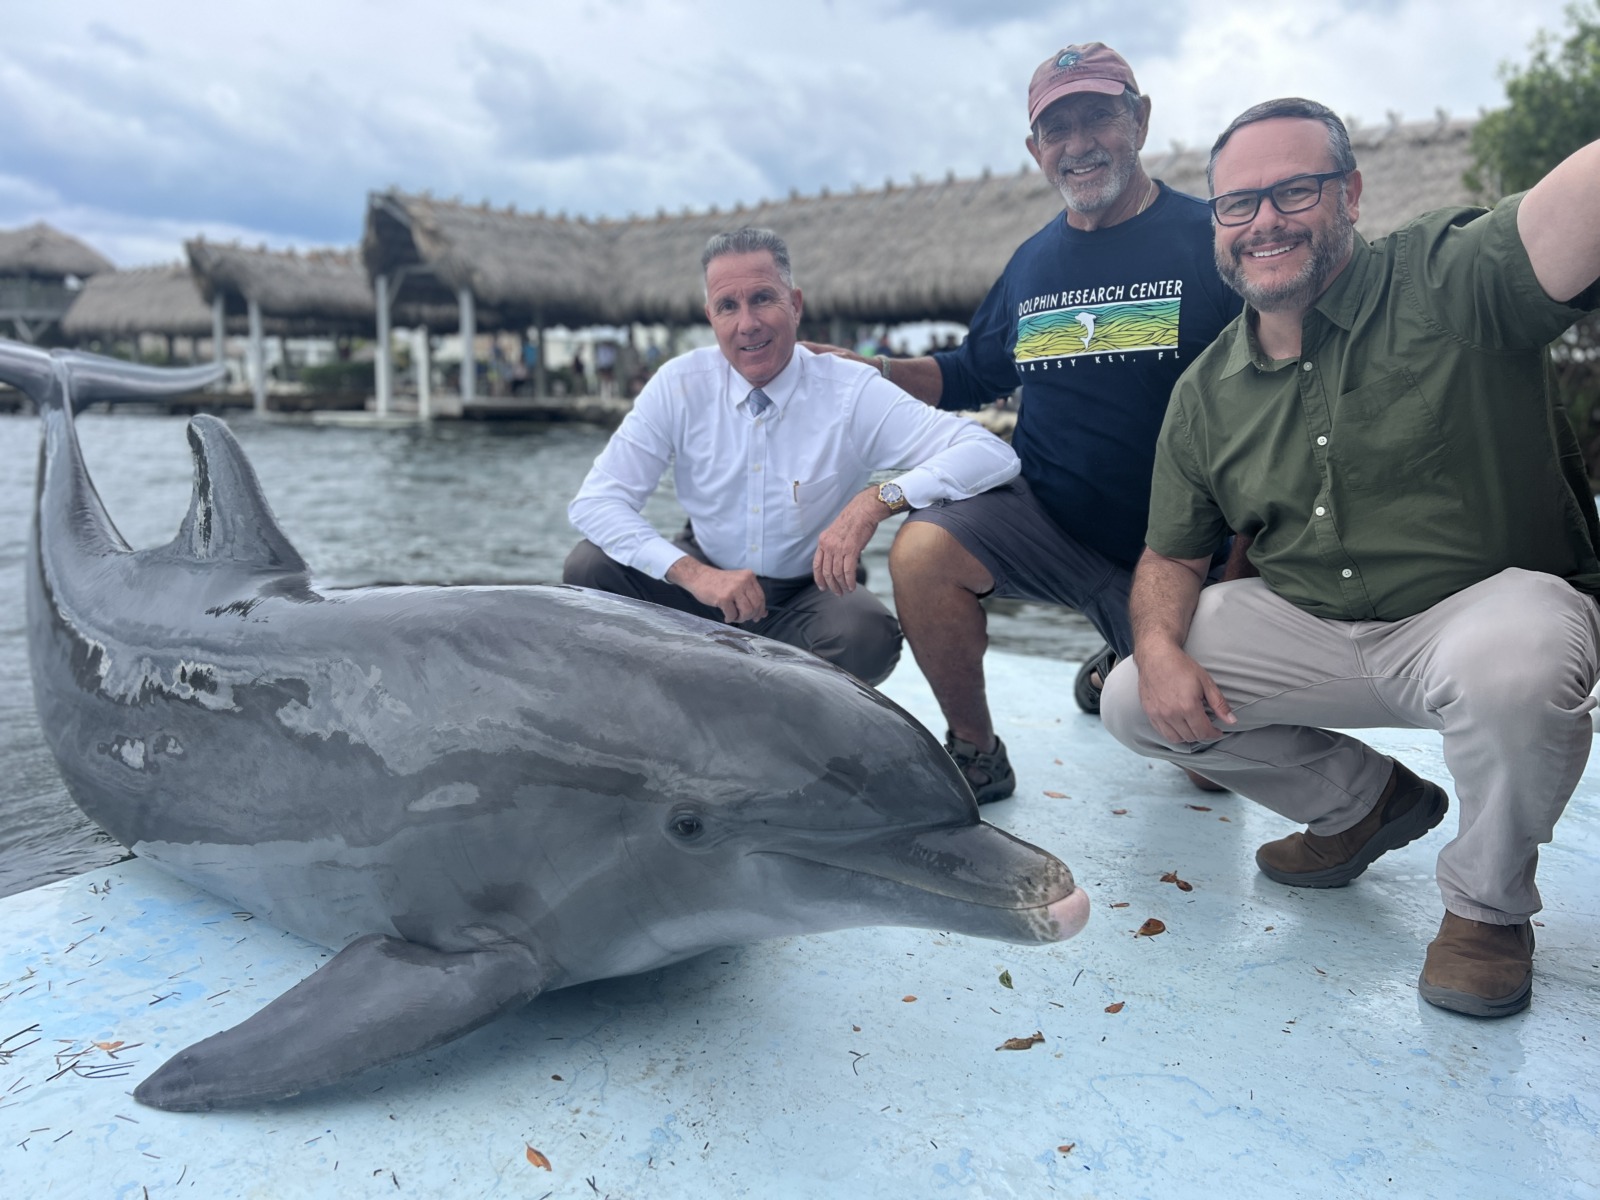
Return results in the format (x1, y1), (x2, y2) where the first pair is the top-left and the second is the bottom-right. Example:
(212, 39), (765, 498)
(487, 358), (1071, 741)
(0, 0), (1577, 267)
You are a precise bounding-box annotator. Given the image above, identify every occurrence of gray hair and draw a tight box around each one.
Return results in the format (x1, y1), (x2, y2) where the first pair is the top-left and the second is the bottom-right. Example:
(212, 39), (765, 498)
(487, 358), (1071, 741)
(1207, 97), (1357, 193)
(702, 228), (795, 292)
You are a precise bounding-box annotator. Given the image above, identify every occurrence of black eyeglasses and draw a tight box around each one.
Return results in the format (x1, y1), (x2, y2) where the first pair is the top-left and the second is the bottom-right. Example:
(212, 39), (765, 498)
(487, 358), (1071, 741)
(1208, 171), (1349, 226)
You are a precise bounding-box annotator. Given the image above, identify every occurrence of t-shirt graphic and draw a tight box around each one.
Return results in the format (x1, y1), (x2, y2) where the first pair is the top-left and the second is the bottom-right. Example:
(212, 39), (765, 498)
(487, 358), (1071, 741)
(1015, 296), (1181, 363)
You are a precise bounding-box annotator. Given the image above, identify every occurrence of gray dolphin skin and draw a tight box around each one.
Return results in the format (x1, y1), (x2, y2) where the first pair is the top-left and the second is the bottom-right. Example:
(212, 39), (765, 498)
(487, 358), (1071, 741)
(8, 339), (1090, 1112)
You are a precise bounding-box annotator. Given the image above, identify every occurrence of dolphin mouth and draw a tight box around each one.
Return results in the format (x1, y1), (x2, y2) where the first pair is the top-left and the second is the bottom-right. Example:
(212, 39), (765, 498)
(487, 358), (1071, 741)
(754, 821), (1076, 912)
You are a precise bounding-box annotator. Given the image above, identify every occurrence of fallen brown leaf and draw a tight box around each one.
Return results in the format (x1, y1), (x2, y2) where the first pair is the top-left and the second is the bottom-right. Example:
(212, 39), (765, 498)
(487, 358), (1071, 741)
(1109, 901), (1130, 908)
(1111, 808), (1128, 815)
(1058, 1144), (1076, 1154)
(1186, 804), (1212, 812)
(902, 995), (917, 1003)
(852, 1024), (861, 1032)
(93, 1041), (125, 1052)
(551, 1074), (563, 1081)
(1159, 871), (1194, 892)
(996, 1031), (1044, 1051)
(1043, 790), (1067, 799)
(525, 1145), (551, 1170)
(1105, 1001), (1125, 1014)
(1135, 918), (1166, 938)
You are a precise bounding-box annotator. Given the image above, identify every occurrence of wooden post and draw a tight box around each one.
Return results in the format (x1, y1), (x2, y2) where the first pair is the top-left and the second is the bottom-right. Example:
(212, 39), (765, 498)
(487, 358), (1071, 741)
(248, 298), (265, 415)
(211, 295), (225, 370)
(535, 322), (547, 398)
(374, 273), (392, 417)
(458, 287), (477, 405)
(415, 326), (432, 420)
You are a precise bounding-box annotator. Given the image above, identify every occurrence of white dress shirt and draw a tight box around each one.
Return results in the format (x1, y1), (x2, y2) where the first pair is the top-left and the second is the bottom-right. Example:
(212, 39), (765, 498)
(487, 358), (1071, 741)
(569, 345), (1020, 580)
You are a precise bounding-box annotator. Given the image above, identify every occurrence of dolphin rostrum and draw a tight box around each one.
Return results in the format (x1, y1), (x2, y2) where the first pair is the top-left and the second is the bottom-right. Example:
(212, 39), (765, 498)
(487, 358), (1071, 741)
(9, 340), (1090, 1112)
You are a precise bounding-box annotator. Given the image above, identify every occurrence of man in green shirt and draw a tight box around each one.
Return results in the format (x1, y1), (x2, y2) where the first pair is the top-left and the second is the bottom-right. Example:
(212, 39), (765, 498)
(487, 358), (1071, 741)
(1100, 96), (1600, 1018)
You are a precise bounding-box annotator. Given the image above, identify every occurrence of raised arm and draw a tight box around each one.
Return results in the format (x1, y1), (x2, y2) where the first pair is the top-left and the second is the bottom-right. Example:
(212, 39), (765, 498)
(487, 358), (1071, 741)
(1517, 138), (1600, 304)
(799, 343), (946, 405)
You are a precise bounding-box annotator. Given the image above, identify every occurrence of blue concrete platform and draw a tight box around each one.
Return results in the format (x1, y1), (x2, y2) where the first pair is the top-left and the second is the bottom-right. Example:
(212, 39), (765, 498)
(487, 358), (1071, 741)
(2, 650), (1597, 1199)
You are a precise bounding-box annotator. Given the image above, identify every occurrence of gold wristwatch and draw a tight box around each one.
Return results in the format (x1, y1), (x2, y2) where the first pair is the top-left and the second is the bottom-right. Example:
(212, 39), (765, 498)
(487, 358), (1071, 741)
(876, 481), (911, 514)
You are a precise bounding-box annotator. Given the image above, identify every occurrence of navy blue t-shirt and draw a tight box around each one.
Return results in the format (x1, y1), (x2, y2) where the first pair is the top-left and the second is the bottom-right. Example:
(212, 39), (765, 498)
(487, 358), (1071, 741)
(934, 184), (1240, 568)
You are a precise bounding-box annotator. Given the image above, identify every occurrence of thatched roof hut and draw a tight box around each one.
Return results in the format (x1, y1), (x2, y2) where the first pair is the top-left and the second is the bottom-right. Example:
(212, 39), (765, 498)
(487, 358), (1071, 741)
(364, 112), (1479, 330)
(0, 223), (115, 280)
(186, 240), (383, 334)
(60, 264), (224, 339)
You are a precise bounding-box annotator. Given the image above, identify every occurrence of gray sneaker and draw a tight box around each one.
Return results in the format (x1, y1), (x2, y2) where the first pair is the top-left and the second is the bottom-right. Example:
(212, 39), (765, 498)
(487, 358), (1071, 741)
(945, 732), (1016, 805)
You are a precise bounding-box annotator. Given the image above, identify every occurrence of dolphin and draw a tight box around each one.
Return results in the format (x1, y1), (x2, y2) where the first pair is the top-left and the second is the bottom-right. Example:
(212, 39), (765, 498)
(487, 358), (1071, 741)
(8, 340), (1090, 1112)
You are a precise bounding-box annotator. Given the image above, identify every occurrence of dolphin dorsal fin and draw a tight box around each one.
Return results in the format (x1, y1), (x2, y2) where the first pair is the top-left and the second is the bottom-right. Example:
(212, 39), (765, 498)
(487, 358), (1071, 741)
(174, 415), (309, 574)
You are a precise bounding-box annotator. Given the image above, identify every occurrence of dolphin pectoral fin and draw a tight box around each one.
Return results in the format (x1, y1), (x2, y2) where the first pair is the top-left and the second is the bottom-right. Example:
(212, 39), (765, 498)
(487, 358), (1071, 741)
(133, 934), (550, 1112)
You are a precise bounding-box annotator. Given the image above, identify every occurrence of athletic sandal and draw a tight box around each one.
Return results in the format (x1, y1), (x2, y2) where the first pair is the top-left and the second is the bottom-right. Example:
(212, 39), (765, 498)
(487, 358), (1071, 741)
(1254, 759), (1448, 888)
(1073, 644), (1117, 715)
(945, 732), (1016, 805)
(1418, 912), (1534, 1018)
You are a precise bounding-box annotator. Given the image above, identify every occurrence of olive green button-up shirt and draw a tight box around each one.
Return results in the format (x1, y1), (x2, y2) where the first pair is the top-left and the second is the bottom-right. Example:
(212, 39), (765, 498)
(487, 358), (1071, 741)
(1148, 193), (1600, 621)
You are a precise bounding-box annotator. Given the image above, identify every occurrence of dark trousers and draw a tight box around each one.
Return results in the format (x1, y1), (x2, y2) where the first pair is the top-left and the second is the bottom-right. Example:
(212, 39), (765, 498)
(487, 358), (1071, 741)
(562, 534), (902, 686)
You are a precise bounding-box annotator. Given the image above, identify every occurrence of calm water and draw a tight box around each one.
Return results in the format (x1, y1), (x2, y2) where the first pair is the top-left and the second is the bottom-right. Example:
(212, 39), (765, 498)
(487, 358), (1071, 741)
(0, 411), (1100, 897)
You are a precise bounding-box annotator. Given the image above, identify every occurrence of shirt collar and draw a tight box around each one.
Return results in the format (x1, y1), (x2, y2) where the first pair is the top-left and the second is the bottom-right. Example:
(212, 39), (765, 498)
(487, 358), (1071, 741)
(730, 346), (803, 413)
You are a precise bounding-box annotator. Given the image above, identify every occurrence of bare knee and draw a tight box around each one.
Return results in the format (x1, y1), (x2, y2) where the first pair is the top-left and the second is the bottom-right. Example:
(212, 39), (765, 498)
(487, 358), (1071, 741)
(889, 520), (993, 597)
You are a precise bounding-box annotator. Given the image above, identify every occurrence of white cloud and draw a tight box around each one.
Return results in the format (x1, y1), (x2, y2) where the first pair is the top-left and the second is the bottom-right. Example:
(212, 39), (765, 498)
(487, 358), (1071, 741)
(0, 0), (1580, 266)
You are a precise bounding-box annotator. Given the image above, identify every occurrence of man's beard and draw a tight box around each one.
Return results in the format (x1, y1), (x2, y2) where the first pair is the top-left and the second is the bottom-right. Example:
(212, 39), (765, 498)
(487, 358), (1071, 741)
(1051, 147), (1135, 216)
(1216, 192), (1355, 312)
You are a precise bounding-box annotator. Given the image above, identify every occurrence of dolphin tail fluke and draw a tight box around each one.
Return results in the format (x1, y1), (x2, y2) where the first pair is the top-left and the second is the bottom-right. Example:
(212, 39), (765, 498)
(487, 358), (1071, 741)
(0, 338), (224, 413)
(133, 934), (550, 1111)
(173, 415), (309, 572)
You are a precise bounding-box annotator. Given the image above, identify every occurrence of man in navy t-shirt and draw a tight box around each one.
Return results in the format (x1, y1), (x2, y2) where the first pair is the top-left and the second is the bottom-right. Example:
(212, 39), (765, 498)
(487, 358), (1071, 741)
(811, 43), (1239, 802)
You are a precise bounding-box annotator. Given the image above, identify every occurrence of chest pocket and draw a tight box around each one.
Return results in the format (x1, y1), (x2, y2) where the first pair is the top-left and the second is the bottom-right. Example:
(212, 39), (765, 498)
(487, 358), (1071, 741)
(1330, 368), (1447, 494)
(786, 468), (849, 540)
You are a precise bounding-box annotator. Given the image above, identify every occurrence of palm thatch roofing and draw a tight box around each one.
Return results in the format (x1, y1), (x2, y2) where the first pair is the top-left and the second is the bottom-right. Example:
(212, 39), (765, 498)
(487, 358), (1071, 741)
(60, 264), (225, 338)
(0, 223), (115, 280)
(363, 111), (1480, 330)
(185, 239), (455, 335)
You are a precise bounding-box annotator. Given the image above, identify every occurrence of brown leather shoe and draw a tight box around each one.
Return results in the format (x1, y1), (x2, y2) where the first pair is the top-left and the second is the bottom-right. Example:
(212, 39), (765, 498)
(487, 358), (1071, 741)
(1418, 912), (1534, 1018)
(1255, 760), (1448, 888)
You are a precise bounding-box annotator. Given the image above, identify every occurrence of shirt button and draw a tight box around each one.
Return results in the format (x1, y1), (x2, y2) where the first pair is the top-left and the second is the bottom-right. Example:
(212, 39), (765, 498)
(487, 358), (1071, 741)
(1316, 435), (1328, 446)
(1315, 506), (1326, 516)
(1341, 568), (1353, 578)
(1302, 361), (1314, 372)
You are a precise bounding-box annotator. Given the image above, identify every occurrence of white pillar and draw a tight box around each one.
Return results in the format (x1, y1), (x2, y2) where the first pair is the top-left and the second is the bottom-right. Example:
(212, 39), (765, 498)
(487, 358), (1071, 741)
(414, 326), (432, 420)
(374, 273), (392, 417)
(458, 286), (477, 405)
(247, 298), (265, 415)
(211, 295), (225, 369)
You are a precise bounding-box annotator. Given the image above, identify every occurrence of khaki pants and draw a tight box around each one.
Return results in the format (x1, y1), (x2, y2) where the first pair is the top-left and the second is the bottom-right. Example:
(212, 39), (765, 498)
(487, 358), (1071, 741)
(1101, 569), (1600, 923)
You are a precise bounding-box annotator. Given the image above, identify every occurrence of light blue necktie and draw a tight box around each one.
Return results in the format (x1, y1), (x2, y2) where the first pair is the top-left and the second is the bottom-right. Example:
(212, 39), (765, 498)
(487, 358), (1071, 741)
(747, 387), (772, 417)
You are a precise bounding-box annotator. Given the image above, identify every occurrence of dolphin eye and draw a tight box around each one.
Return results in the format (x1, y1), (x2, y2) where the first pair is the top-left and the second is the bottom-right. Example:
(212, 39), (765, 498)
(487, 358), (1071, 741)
(669, 814), (705, 840)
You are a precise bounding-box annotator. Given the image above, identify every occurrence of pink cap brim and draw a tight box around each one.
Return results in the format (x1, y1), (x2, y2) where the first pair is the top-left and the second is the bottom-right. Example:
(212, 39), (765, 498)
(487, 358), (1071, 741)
(1029, 77), (1128, 124)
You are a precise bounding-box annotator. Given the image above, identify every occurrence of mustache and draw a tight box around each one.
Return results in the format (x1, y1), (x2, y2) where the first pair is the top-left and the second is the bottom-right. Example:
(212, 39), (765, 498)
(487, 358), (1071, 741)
(1229, 229), (1311, 262)
(1056, 149), (1112, 173)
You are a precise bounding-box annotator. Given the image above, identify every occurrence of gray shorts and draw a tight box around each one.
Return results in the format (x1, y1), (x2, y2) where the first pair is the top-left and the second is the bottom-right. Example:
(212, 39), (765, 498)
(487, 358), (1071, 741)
(905, 478), (1134, 656)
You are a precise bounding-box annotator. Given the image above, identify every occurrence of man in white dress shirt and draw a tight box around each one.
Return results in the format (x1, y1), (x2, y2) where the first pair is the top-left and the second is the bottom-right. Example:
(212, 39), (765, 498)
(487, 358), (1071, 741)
(564, 227), (1020, 687)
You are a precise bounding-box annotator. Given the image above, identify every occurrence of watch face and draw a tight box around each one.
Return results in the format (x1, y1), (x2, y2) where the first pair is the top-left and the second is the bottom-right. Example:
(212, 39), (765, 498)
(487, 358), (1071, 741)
(879, 482), (906, 508)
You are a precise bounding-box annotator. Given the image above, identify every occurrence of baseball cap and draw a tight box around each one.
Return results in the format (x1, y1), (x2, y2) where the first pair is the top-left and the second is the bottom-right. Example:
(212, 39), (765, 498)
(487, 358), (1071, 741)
(1027, 43), (1139, 125)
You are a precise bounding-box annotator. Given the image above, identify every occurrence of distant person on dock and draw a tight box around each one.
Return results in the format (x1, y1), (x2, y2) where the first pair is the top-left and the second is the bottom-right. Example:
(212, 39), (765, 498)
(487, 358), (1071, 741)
(805, 42), (1240, 800)
(1101, 98), (1600, 1018)
(564, 227), (1019, 687)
